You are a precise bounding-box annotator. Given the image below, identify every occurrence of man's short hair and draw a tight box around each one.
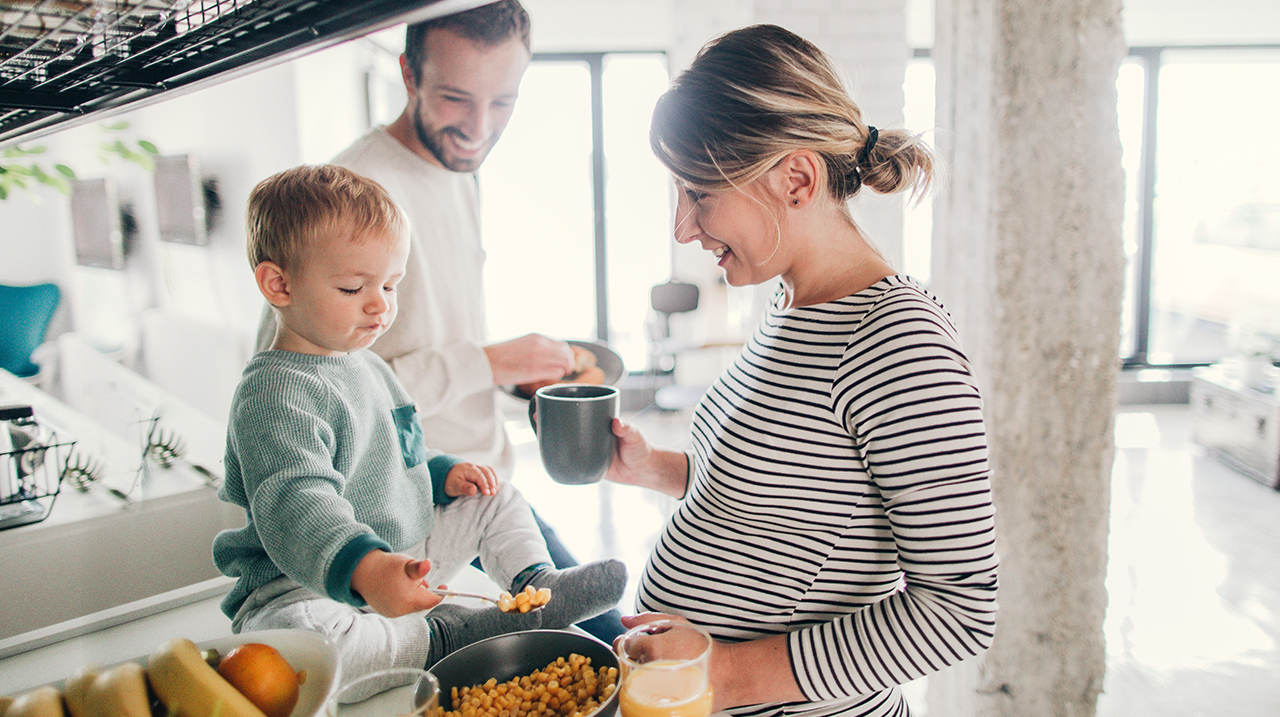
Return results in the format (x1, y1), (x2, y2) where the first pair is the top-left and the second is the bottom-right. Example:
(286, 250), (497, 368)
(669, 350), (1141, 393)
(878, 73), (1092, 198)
(404, 0), (531, 84)
(245, 164), (408, 271)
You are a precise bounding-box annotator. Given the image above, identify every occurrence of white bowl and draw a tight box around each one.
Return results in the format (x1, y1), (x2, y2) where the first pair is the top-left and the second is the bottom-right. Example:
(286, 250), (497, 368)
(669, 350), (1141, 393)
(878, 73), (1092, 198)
(202, 629), (341, 717)
(24, 629), (340, 717)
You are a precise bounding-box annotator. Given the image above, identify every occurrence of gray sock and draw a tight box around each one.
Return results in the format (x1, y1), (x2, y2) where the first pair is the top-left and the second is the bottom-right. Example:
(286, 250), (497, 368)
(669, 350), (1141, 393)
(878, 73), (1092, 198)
(425, 602), (544, 667)
(424, 559), (627, 666)
(515, 559), (628, 631)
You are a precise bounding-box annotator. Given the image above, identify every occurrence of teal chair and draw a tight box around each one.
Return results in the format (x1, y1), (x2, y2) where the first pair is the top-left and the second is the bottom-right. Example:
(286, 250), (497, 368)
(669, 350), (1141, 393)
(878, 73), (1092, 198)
(0, 282), (61, 378)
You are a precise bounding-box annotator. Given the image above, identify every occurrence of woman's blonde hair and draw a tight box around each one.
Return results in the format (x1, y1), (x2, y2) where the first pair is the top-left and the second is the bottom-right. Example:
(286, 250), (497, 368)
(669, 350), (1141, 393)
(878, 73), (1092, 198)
(245, 164), (408, 271)
(650, 24), (935, 203)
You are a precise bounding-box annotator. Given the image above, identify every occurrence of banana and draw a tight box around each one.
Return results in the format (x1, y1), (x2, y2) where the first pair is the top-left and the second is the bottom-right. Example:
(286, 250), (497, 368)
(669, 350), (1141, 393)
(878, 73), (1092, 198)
(61, 666), (97, 717)
(85, 662), (151, 717)
(3, 686), (65, 717)
(147, 638), (268, 717)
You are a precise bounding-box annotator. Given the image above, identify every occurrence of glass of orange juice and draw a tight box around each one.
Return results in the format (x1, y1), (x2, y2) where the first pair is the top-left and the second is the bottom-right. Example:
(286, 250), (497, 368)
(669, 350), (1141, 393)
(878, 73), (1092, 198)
(615, 620), (714, 717)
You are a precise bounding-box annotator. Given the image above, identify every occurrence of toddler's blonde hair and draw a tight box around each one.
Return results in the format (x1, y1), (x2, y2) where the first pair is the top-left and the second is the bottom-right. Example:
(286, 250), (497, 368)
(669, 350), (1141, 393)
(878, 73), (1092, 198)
(246, 164), (408, 271)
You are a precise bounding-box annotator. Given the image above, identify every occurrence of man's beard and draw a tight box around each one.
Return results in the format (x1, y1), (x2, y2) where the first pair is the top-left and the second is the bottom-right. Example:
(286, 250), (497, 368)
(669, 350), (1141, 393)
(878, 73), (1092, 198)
(413, 104), (488, 173)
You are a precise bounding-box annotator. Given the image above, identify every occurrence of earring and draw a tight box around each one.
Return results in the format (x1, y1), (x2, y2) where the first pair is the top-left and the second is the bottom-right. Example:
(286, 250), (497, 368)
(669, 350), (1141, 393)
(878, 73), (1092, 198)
(792, 198), (799, 205)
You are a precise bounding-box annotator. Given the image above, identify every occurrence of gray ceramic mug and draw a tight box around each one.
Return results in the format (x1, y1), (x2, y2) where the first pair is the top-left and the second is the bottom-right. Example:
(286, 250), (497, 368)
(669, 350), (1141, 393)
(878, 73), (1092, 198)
(531, 384), (619, 485)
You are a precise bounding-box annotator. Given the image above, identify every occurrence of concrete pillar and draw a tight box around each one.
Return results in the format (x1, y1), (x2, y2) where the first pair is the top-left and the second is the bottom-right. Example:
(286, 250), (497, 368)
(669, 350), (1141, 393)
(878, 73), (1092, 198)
(927, 1), (1126, 716)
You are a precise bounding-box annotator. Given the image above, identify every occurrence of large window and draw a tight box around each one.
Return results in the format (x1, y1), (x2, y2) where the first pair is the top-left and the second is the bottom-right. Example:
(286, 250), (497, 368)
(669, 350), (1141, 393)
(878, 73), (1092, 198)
(906, 46), (1280, 370)
(1120, 47), (1280, 368)
(480, 53), (671, 371)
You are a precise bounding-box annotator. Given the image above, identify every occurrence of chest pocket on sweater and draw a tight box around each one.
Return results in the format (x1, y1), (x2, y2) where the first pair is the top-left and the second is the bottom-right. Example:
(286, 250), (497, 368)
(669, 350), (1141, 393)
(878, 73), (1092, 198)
(391, 403), (427, 468)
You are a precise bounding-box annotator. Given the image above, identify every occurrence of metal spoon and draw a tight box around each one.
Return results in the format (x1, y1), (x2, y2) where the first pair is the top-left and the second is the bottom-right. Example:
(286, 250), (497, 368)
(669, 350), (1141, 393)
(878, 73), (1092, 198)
(428, 588), (549, 612)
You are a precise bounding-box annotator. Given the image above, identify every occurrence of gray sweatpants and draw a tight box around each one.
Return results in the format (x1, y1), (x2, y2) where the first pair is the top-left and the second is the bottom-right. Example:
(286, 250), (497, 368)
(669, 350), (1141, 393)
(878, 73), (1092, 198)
(231, 485), (550, 700)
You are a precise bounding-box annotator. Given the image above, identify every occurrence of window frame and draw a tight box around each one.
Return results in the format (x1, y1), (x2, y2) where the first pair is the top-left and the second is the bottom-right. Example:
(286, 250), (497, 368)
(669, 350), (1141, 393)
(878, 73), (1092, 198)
(529, 50), (667, 346)
(1121, 43), (1280, 370)
(915, 44), (1280, 371)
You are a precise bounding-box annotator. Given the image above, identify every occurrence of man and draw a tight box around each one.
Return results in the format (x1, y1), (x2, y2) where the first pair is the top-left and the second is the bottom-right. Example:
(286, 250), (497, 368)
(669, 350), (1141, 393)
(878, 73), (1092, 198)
(332, 0), (624, 640)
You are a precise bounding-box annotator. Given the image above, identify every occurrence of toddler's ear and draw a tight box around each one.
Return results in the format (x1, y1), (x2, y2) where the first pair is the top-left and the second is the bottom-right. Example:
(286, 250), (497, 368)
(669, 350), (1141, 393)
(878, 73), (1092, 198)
(255, 261), (291, 307)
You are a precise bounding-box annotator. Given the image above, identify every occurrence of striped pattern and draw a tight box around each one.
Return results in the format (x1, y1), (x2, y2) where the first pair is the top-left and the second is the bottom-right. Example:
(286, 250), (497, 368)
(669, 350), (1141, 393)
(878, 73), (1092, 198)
(636, 276), (998, 717)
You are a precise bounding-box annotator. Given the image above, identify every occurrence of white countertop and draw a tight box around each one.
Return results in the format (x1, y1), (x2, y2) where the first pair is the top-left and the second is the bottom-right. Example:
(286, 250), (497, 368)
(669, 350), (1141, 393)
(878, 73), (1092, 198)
(0, 580), (419, 715)
(2, 352), (245, 642)
(1, 566), (503, 711)
(0, 578), (235, 696)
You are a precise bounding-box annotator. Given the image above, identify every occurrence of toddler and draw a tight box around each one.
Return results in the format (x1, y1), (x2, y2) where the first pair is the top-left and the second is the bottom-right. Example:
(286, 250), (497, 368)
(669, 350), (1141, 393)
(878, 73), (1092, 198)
(213, 164), (625, 701)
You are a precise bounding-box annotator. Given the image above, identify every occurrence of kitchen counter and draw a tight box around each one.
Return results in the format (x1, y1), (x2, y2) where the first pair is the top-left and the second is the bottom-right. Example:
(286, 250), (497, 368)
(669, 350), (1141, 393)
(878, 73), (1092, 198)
(1, 349), (245, 641)
(0, 566), (503, 711)
(1191, 363), (1280, 488)
(0, 577), (235, 696)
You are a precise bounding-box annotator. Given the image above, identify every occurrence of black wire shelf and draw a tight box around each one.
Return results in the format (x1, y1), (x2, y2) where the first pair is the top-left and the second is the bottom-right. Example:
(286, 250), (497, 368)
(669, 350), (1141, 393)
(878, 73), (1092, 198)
(0, 0), (484, 147)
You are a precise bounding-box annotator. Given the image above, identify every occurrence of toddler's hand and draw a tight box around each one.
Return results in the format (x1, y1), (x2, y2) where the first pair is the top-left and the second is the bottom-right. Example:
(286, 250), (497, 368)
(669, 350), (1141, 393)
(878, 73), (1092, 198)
(444, 462), (500, 498)
(351, 550), (444, 618)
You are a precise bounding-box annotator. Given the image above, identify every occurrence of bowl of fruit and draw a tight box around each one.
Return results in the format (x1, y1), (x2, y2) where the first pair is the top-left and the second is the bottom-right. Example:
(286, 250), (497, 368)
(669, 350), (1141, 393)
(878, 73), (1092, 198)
(0, 629), (339, 717)
(197, 630), (340, 717)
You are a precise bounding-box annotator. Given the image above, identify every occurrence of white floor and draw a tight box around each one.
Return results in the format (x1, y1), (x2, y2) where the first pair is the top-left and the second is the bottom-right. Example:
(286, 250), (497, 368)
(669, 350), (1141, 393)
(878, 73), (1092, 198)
(1098, 405), (1280, 716)
(511, 403), (1280, 716)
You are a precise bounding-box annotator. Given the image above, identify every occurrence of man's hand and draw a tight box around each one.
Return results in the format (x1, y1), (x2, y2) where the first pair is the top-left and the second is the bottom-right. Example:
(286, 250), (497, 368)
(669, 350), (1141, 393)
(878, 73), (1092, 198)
(444, 462), (500, 497)
(484, 334), (574, 386)
(350, 550), (444, 618)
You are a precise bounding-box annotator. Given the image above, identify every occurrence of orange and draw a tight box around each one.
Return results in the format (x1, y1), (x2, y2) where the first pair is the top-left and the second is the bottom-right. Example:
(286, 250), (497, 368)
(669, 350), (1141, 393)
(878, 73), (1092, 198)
(216, 642), (304, 717)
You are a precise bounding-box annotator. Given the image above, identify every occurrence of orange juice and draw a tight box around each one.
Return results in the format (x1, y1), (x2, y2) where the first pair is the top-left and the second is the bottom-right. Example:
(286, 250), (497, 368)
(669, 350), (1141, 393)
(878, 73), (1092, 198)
(618, 661), (713, 717)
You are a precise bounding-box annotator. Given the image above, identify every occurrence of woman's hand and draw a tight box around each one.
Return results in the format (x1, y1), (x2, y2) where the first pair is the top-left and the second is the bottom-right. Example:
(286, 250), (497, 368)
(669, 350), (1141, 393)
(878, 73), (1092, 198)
(350, 550), (444, 617)
(617, 612), (803, 712)
(605, 419), (691, 498)
(605, 419), (655, 487)
(617, 611), (683, 636)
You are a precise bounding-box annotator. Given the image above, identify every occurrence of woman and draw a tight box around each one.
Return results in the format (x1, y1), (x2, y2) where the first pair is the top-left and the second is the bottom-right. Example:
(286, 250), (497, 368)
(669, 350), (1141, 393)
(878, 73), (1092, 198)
(607, 24), (998, 717)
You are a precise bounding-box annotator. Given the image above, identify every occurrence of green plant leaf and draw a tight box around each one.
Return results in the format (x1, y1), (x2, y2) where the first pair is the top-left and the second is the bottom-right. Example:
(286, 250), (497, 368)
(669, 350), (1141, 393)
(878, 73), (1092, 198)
(6, 144), (48, 157)
(55, 164), (75, 178)
(138, 140), (159, 155)
(45, 176), (71, 194)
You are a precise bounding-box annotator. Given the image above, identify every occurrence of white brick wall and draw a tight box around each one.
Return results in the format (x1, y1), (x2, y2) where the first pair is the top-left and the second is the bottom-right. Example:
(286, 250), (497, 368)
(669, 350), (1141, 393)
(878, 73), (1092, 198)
(753, 0), (912, 267)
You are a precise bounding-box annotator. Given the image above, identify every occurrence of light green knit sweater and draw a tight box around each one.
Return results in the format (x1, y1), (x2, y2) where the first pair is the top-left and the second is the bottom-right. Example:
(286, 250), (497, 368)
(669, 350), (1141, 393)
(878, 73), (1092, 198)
(213, 350), (460, 618)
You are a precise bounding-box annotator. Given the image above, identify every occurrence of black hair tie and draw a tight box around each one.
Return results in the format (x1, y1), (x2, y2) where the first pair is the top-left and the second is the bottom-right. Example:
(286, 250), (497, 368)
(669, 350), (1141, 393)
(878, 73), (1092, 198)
(859, 125), (879, 166)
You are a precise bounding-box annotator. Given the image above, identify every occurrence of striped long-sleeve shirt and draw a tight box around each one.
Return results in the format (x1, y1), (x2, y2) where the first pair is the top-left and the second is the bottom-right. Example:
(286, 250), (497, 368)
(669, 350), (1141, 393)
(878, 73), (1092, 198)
(636, 275), (998, 717)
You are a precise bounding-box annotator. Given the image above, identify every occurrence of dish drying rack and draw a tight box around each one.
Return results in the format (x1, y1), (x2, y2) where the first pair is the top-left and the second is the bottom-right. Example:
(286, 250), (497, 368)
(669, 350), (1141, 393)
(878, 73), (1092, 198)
(1, 405), (76, 531)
